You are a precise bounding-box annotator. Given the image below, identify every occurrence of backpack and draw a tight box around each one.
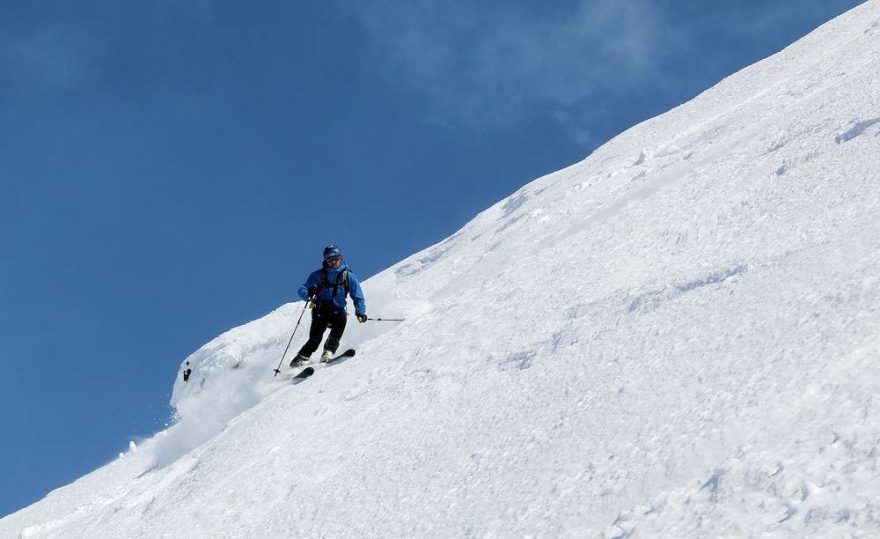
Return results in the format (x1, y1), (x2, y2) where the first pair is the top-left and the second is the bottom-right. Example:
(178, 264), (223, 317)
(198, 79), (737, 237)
(317, 268), (350, 299)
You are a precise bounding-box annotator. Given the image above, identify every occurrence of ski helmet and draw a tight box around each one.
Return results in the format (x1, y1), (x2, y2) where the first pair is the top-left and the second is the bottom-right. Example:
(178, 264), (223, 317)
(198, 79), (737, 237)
(323, 244), (342, 260)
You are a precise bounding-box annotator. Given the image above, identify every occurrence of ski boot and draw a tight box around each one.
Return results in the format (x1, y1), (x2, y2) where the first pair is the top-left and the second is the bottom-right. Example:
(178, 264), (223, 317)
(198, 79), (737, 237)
(320, 350), (335, 363)
(289, 353), (310, 368)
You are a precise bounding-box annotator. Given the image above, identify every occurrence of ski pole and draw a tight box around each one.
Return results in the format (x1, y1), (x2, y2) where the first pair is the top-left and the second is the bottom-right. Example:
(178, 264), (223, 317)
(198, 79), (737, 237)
(272, 298), (312, 376)
(366, 317), (405, 322)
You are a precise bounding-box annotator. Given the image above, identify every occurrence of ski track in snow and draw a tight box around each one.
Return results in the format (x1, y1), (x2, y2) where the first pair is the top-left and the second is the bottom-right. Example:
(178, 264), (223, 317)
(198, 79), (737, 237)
(3, 2), (880, 537)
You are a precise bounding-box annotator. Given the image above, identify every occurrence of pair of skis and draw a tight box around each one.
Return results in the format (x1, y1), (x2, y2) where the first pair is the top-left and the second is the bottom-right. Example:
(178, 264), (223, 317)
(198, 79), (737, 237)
(289, 348), (356, 380)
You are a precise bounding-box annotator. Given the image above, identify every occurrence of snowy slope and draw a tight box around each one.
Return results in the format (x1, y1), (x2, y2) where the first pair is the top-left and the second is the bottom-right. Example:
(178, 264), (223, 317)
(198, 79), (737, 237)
(4, 2), (880, 536)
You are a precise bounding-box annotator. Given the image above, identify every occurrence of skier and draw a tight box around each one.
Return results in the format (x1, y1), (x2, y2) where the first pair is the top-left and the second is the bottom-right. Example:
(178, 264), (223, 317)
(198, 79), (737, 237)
(290, 244), (366, 366)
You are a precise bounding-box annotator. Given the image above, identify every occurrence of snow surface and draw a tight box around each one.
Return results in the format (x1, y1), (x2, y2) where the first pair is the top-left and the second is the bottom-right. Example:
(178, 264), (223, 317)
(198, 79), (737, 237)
(4, 2), (880, 536)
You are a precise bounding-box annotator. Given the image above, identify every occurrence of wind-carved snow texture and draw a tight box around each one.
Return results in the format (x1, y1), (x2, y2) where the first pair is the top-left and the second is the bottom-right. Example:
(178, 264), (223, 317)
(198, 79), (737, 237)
(393, 231), (463, 278)
(835, 117), (880, 143)
(626, 265), (746, 314)
(3, 2), (880, 537)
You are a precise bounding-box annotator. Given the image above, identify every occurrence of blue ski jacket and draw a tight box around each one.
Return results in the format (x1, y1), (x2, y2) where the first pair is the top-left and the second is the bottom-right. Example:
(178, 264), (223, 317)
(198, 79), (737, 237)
(298, 261), (366, 316)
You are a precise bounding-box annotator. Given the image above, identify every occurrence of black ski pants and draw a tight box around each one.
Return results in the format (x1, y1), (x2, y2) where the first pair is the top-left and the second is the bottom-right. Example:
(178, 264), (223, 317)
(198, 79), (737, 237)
(297, 305), (347, 357)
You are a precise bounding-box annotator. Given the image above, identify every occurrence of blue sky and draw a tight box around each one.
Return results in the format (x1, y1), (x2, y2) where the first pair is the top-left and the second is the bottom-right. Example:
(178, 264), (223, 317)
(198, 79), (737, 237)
(0, 0), (864, 516)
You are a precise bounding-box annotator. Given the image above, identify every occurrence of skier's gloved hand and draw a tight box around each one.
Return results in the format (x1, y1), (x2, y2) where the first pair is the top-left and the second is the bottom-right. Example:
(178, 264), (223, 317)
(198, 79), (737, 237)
(306, 286), (319, 308)
(356, 313), (367, 323)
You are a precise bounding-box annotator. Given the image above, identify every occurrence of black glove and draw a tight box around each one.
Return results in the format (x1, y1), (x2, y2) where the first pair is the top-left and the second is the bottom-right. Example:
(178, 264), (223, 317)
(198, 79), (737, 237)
(307, 285), (318, 298)
(357, 313), (367, 323)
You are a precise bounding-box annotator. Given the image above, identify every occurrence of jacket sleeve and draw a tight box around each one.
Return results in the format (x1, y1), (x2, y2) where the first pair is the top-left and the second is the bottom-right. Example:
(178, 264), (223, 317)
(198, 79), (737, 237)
(347, 272), (366, 315)
(298, 271), (321, 301)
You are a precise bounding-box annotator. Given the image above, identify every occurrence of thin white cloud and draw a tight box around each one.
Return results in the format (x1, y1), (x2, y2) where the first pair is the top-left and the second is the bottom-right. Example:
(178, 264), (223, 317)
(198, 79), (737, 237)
(350, 0), (677, 130)
(12, 24), (95, 92)
(6, 3), (216, 99)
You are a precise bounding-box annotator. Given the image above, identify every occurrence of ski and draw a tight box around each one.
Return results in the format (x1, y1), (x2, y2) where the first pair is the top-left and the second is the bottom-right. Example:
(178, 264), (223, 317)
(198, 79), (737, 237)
(292, 366), (315, 379)
(288, 349), (356, 381)
(323, 348), (356, 364)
